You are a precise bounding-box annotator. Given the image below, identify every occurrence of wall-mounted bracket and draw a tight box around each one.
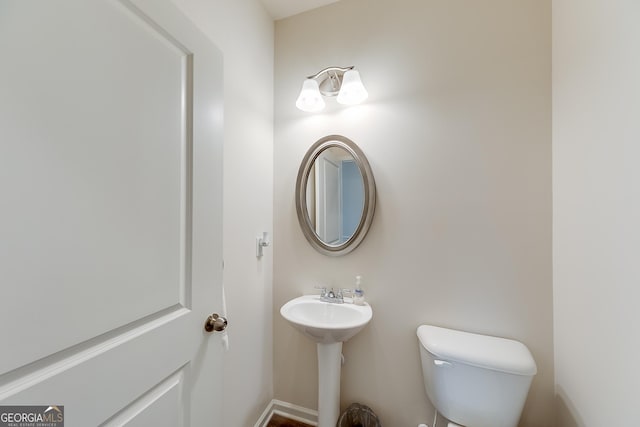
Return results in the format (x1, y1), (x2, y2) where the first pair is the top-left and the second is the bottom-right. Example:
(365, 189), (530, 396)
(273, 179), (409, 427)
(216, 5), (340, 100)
(256, 231), (270, 258)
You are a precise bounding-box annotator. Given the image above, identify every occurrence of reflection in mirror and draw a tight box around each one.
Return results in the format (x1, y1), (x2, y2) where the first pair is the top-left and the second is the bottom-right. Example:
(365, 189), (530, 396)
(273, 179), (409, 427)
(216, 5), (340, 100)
(296, 135), (376, 256)
(306, 147), (365, 245)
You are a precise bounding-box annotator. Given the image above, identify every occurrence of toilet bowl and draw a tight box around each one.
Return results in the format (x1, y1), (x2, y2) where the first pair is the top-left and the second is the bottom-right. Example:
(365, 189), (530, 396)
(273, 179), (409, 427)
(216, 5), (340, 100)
(417, 325), (537, 427)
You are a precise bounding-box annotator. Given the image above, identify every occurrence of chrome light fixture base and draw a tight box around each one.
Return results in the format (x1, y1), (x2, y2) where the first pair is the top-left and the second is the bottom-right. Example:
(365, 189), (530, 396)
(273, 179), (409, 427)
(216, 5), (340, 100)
(310, 66), (354, 97)
(296, 66), (368, 112)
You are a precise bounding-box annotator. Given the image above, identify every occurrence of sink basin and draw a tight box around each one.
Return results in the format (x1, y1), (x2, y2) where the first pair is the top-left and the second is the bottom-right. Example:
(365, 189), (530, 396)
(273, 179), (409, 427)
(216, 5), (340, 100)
(280, 295), (373, 344)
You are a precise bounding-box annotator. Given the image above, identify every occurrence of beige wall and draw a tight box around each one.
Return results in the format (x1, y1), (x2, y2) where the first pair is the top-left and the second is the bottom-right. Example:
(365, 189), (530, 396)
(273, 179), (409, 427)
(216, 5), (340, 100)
(274, 0), (553, 426)
(553, 0), (640, 425)
(170, 1), (275, 426)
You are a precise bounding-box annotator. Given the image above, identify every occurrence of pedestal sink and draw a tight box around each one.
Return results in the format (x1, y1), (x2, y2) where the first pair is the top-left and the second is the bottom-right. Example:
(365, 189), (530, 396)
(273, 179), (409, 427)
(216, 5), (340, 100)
(280, 295), (373, 427)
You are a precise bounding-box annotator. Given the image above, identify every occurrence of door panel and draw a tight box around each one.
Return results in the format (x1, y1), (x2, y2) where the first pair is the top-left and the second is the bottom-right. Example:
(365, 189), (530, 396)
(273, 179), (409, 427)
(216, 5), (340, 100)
(1, 0), (187, 376)
(0, 1), (223, 425)
(105, 367), (185, 427)
(316, 155), (341, 245)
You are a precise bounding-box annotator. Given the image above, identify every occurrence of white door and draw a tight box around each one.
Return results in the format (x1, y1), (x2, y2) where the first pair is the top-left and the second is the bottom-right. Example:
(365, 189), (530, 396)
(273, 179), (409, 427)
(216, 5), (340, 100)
(315, 154), (341, 245)
(0, 1), (224, 426)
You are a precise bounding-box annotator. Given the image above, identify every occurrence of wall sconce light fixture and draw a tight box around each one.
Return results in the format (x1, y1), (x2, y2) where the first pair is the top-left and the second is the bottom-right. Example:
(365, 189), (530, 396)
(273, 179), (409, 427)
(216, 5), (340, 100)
(296, 66), (368, 112)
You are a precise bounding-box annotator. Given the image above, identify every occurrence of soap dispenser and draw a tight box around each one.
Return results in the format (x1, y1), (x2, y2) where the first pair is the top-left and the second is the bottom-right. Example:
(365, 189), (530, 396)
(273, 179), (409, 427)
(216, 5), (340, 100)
(353, 275), (365, 305)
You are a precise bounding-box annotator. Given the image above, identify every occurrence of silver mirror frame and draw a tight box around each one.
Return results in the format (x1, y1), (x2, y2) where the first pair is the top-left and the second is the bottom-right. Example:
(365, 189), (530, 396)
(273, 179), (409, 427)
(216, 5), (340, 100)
(295, 135), (376, 256)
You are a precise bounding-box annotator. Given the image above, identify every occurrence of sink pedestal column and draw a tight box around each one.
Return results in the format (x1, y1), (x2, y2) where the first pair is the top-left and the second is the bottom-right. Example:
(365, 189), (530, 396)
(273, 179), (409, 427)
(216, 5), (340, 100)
(317, 341), (343, 427)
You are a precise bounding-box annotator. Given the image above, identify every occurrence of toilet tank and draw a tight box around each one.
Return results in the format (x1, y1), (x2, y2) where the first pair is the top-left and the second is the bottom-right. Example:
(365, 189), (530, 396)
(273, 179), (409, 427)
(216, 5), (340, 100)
(417, 325), (537, 427)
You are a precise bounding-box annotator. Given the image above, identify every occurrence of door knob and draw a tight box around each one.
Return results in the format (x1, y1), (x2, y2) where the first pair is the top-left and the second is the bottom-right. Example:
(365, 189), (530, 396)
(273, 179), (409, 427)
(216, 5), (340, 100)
(204, 313), (228, 333)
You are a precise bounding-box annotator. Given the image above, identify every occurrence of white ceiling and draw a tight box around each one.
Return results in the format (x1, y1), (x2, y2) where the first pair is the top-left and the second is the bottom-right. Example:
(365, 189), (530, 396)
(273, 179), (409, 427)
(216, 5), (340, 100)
(260, 0), (340, 20)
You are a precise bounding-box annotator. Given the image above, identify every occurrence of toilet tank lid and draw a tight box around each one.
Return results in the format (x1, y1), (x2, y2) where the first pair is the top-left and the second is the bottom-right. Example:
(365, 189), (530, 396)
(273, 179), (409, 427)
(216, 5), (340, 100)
(417, 325), (537, 376)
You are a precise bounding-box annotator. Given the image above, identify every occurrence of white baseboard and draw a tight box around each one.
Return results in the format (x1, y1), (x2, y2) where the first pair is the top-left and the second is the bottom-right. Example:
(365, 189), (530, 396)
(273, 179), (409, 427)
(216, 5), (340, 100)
(254, 399), (318, 427)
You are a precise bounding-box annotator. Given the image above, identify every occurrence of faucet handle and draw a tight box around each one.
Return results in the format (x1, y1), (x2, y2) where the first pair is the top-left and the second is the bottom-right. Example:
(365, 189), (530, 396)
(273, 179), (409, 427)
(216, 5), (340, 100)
(339, 288), (353, 298)
(314, 285), (327, 297)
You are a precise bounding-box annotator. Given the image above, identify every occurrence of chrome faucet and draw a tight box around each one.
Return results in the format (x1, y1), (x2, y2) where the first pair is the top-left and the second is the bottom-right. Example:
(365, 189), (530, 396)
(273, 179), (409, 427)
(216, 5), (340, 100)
(315, 286), (348, 304)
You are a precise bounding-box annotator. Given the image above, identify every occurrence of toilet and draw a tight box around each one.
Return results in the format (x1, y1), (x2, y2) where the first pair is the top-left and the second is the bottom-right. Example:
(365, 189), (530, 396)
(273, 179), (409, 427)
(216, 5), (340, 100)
(417, 325), (537, 427)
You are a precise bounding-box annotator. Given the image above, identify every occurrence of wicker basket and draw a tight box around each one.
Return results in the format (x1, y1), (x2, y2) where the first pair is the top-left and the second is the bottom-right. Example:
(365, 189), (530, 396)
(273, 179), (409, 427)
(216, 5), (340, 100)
(336, 403), (382, 427)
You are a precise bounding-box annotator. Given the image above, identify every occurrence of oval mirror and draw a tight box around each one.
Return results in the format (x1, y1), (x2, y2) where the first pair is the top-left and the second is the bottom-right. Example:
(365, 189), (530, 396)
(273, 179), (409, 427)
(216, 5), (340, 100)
(295, 135), (376, 256)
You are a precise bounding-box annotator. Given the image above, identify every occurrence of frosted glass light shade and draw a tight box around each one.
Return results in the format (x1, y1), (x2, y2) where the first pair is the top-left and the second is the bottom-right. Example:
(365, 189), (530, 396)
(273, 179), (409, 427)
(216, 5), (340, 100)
(337, 69), (368, 105)
(296, 79), (325, 112)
